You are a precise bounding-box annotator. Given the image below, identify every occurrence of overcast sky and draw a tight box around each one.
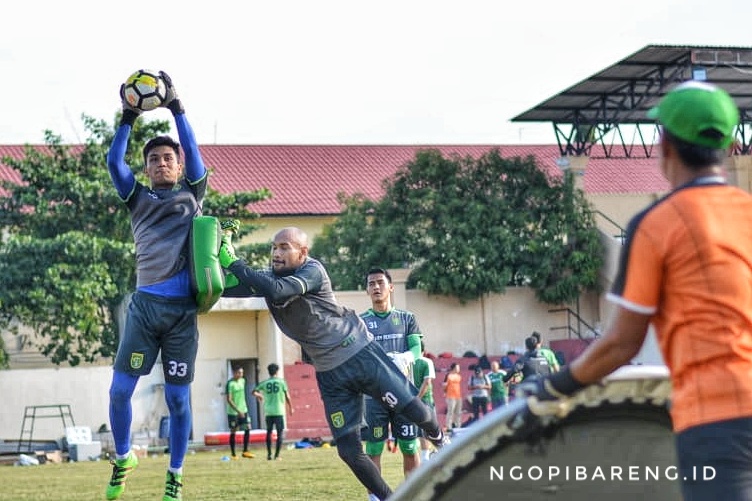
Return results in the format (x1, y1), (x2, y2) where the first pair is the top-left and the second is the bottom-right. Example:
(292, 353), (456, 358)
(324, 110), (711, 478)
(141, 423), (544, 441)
(2, 0), (752, 146)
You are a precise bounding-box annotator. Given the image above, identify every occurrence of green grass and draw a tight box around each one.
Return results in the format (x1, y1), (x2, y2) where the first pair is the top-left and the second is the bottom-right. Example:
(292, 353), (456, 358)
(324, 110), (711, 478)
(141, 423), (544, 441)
(0, 446), (407, 501)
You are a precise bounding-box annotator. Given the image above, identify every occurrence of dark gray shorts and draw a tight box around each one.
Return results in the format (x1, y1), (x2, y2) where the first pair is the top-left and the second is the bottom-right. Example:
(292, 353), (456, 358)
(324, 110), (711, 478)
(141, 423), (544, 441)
(316, 342), (419, 440)
(675, 416), (752, 500)
(113, 291), (198, 384)
(364, 396), (419, 441)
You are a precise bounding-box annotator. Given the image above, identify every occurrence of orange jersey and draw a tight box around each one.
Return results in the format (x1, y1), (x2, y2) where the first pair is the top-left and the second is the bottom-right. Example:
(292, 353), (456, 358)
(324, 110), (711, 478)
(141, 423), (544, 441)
(608, 178), (752, 432)
(444, 372), (462, 399)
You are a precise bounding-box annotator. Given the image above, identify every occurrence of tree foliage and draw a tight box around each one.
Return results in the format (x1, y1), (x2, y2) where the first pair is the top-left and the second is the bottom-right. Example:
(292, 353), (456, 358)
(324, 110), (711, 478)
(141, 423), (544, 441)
(311, 148), (603, 304)
(0, 114), (270, 367)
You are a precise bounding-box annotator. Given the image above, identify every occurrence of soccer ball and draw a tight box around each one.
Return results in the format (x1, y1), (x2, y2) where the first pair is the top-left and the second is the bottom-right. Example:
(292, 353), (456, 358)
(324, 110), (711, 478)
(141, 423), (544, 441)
(122, 69), (167, 111)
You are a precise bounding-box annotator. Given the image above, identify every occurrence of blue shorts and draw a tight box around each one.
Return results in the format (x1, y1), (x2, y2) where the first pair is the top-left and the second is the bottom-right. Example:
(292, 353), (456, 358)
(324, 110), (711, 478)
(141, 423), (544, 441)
(316, 342), (419, 440)
(675, 416), (752, 500)
(113, 291), (198, 384)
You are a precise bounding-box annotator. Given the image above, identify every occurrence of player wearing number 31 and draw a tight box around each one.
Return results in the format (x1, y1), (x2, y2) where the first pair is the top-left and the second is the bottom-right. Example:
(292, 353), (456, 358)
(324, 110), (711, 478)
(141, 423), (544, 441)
(104, 71), (208, 501)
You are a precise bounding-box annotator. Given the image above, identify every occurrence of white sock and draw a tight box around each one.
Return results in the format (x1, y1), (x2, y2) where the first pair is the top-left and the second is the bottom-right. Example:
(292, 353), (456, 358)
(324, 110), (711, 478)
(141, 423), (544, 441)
(168, 467), (182, 475)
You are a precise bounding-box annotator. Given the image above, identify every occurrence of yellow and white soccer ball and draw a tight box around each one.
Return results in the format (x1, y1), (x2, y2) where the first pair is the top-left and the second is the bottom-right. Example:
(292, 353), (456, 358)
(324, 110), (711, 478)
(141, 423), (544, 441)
(122, 69), (167, 111)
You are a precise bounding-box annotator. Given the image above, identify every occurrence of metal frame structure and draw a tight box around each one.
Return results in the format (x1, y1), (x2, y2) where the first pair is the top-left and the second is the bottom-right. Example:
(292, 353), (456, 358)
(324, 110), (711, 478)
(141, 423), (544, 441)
(17, 404), (76, 453)
(512, 45), (752, 158)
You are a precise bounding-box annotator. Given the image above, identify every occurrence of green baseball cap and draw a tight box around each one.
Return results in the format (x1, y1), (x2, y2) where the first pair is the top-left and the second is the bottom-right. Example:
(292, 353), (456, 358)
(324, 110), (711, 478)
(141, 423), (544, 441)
(647, 81), (739, 148)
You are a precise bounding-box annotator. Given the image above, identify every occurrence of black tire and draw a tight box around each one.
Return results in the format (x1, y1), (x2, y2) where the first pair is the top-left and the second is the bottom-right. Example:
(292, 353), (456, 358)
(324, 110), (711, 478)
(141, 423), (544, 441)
(391, 397), (681, 500)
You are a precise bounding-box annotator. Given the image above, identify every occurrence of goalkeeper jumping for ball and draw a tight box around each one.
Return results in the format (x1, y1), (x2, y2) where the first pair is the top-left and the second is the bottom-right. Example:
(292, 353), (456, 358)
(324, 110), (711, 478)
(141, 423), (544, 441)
(220, 227), (450, 501)
(104, 72), (207, 501)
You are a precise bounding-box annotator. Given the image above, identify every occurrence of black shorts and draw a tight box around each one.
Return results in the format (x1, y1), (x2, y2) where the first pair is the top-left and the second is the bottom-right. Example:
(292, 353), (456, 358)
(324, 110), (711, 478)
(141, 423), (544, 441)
(228, 414), (250, 431)
(113, 291), (198, 384)
(266, 415), (285, 432)
(316, 342), (419, 440)
(364, 396), (419, 441)
(675, 416), (752, 500)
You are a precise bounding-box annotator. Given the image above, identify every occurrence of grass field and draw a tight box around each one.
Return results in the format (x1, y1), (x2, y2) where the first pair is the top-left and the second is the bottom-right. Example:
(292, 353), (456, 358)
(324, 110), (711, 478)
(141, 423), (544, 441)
(0, 445), (406, 501)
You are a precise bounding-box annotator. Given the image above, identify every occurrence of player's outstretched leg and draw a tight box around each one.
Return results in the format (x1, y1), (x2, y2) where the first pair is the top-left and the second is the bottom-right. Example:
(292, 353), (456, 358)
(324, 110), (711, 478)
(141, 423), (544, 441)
(426, 429), (451, 449)
(336, 430), (392, 500)
(401, 397), (451, 450)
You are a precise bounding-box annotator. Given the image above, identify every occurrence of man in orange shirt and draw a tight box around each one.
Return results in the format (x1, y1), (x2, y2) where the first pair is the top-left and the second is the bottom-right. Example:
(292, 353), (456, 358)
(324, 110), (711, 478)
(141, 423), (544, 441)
(528, 81), (752, 499)
(442, 363), (463, 431)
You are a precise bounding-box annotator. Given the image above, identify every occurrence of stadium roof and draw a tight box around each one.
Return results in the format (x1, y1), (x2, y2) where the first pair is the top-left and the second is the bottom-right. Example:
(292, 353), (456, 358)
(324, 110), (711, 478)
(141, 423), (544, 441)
(512, 44), (752, 157)
(0, 144), (668, 216)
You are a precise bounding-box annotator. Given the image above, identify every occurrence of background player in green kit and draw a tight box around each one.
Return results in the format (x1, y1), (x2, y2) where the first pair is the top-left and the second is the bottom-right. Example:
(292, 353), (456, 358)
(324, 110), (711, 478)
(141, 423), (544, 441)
(487, 360), (508, 409)
(413, 340), (437, 461)
(360, 267), (423, 500)
(253, 362), (293, 460)
(226, 366), (254, 459)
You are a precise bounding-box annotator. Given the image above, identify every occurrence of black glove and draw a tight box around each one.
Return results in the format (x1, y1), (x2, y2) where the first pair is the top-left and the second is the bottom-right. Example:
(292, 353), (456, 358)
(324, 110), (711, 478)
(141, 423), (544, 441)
(159, 71), (185, 115)
(119, 83), (142, 126)
(511, 367), (586, 421)
(516, 367), (586, 401)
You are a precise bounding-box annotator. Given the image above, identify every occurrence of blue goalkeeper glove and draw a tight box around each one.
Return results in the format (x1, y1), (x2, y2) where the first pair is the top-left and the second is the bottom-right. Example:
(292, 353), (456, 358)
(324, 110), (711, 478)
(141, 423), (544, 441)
(118, 83), (142, 126)
(159, 71), (185, 115)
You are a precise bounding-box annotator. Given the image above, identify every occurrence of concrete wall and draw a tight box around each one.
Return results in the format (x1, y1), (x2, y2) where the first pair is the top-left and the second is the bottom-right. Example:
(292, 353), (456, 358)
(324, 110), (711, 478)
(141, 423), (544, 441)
(0, 365), (165, 447)
(0, 285), (599, 444)
(588, 193), (662, 237)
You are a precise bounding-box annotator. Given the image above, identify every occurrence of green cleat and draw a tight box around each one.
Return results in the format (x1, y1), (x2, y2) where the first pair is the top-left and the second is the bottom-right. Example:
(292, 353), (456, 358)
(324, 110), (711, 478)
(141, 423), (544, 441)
(163, 471), (183, 501)
(105, 451), (138, 500)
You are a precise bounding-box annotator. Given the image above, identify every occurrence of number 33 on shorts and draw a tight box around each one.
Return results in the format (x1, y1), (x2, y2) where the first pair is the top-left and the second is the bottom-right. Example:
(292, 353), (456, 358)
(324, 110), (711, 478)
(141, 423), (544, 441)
(167, 360), (188, 377)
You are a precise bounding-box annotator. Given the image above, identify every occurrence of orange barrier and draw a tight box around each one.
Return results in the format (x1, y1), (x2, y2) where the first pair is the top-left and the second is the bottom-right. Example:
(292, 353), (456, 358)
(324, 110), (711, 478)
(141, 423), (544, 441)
(204, 429), (276, 446)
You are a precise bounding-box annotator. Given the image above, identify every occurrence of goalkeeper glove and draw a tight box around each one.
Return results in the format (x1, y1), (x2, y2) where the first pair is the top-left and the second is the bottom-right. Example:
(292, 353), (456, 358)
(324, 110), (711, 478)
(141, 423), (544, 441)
(220, 219), (240, 236)
(119, 84), (142, 126)
(159, 71), (185, 115)
(515, 367), (586, 401)
(511, 368), (587, 420)
(219, 241), (240, 269)
(387, 351), (414, 376)
(224, 271), (240, 288)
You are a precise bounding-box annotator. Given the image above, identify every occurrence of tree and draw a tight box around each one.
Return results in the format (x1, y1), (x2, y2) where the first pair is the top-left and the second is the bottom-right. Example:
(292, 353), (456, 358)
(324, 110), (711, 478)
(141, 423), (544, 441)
(0, 114), (271, 367)
(309, 192), (381, 290)
(311, 148), (603, 304)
